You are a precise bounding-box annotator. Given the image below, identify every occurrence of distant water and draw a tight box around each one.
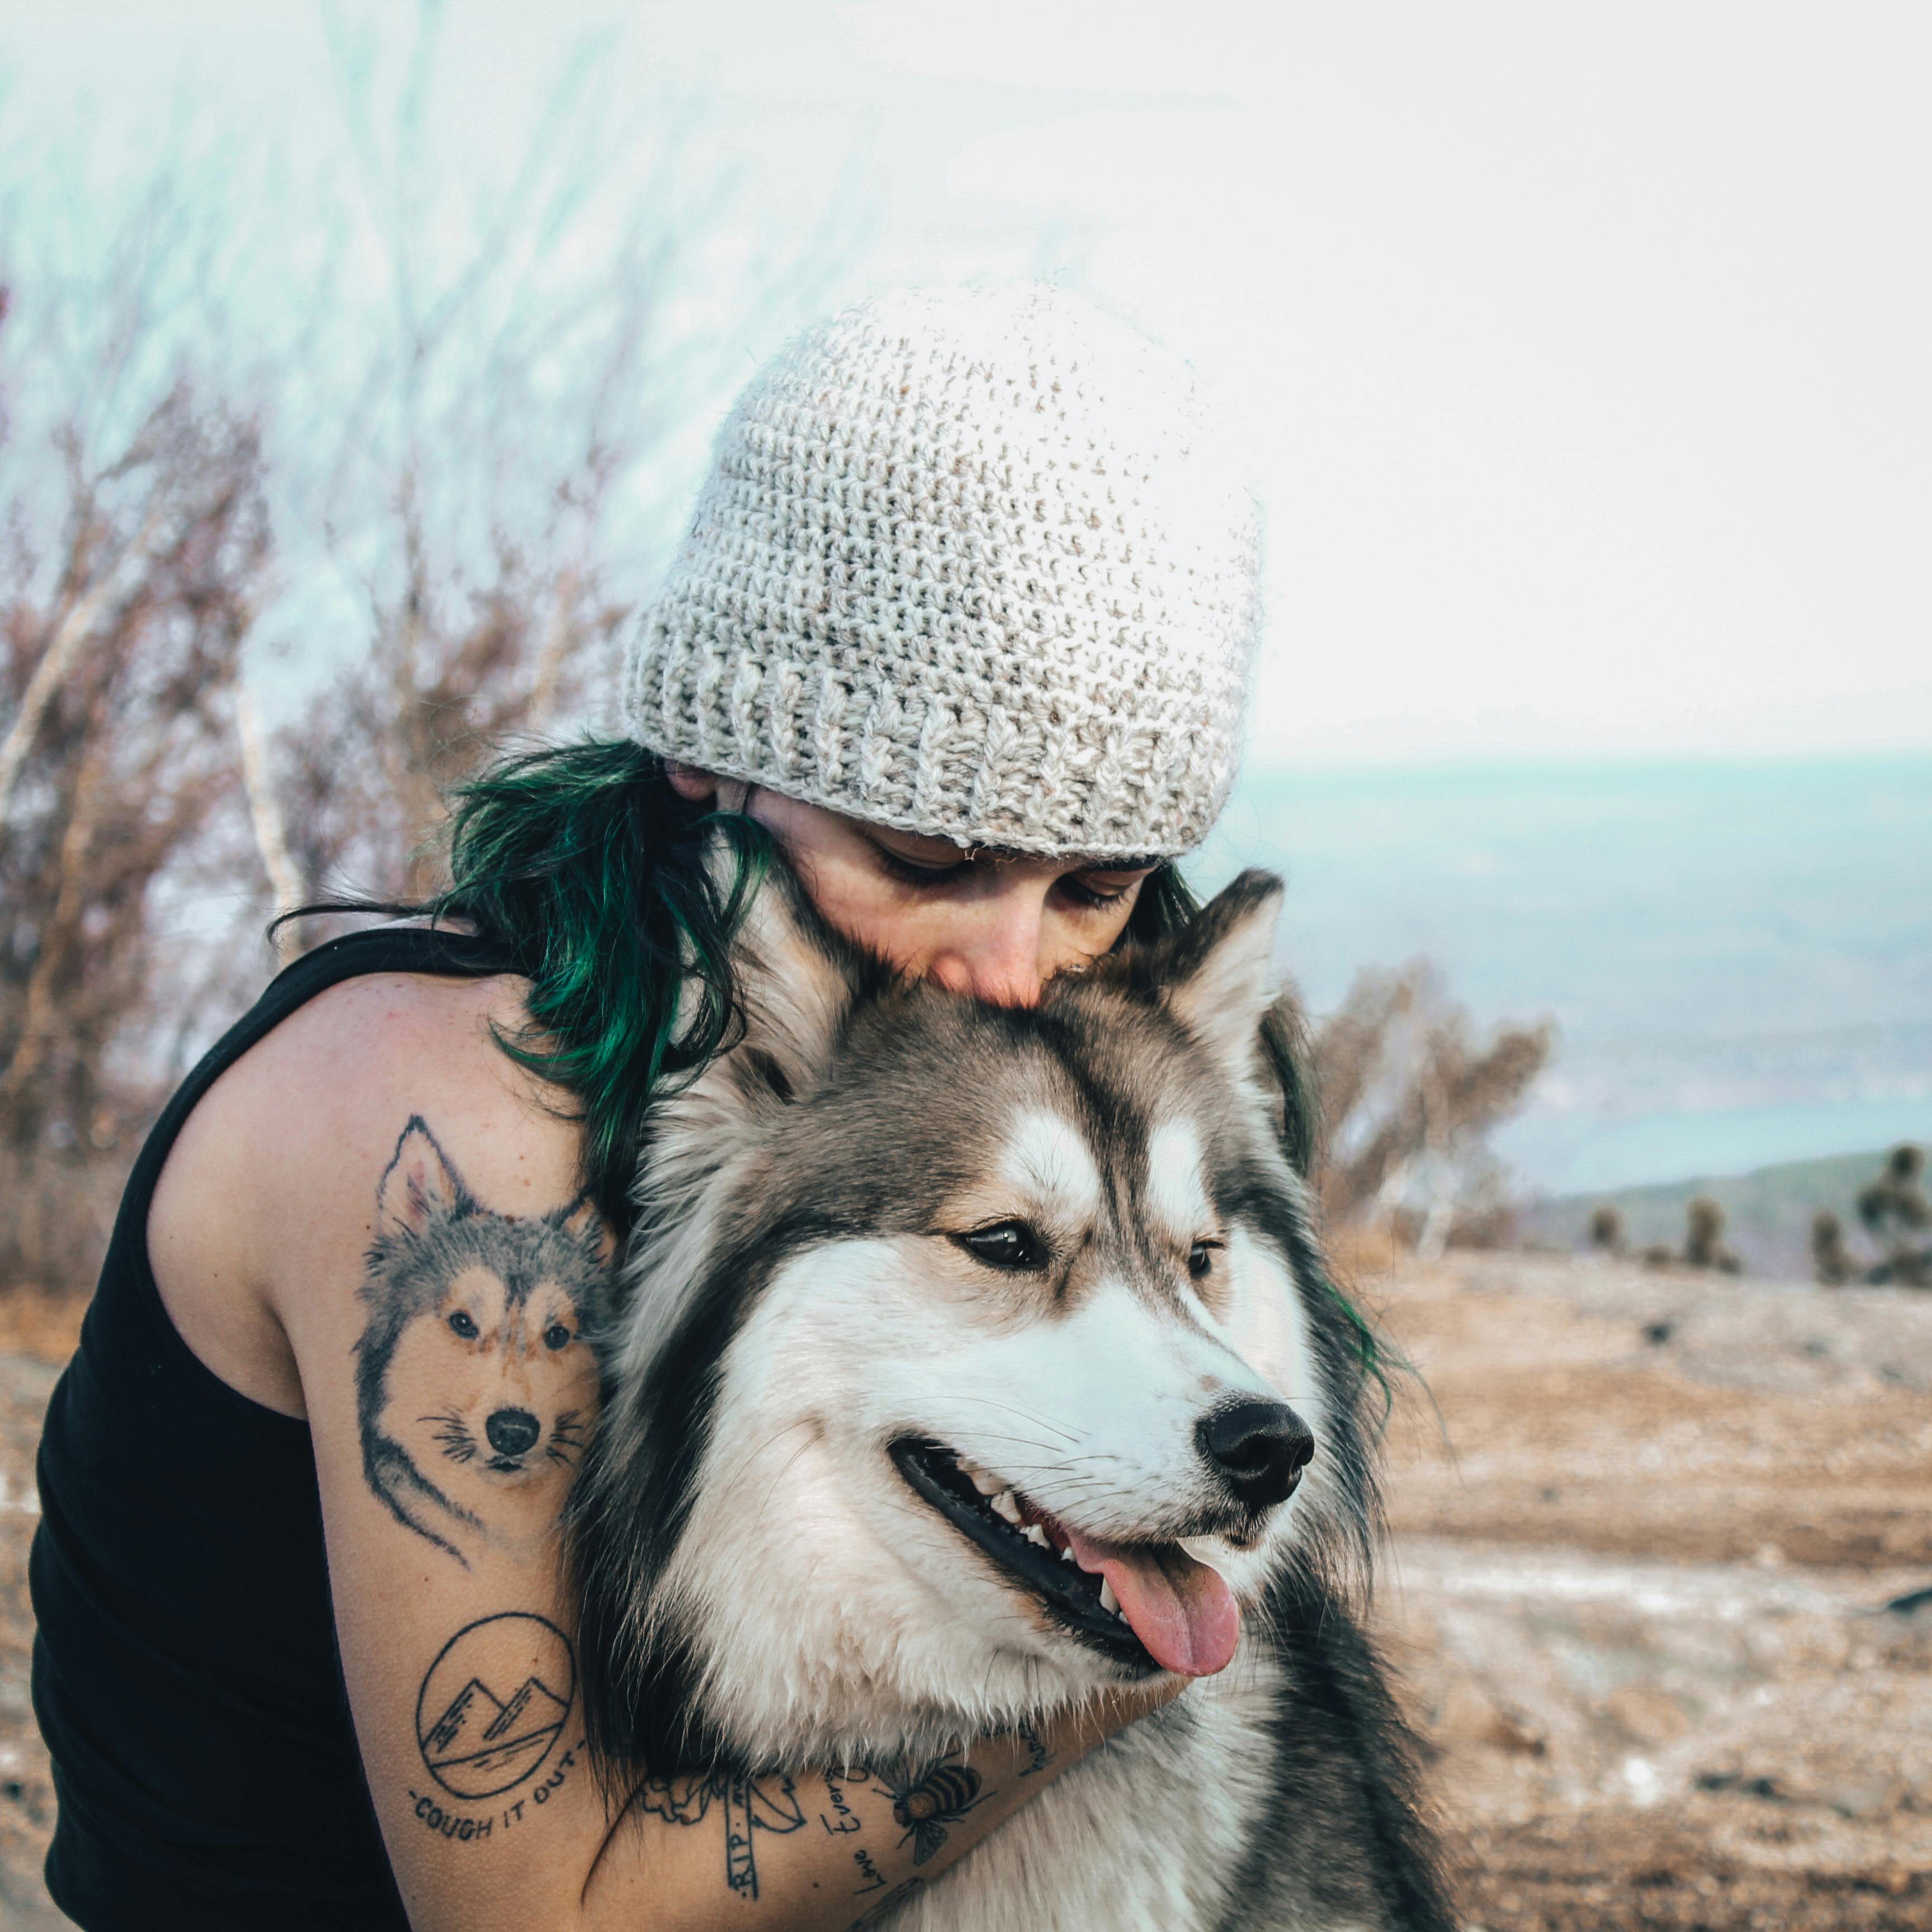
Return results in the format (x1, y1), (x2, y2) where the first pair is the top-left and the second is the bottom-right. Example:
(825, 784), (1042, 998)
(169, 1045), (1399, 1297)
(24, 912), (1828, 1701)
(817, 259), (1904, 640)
(1185, 755), (1932, 1196)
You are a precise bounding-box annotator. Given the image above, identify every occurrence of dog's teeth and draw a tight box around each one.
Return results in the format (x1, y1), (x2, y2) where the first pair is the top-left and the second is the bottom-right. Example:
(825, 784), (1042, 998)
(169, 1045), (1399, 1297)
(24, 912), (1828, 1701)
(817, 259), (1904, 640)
(1098, 1579), (1121, 1615)
(1022, 1523), (1050, 1549)
(990, 1490), (1021, 1524)
(1059, 1545), (1076, 1564)
(968, 1466), (1003, 1497)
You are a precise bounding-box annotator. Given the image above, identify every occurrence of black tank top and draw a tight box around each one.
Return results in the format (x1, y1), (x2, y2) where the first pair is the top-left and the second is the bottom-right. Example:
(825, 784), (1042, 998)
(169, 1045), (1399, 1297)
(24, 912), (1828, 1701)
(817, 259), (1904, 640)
(30, 926), (518, 1930)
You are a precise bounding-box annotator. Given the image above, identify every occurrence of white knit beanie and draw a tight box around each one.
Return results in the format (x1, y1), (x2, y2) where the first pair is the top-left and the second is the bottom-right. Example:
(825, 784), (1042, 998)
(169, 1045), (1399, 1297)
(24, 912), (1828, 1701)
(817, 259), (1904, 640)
(623, 285), (1260, 859)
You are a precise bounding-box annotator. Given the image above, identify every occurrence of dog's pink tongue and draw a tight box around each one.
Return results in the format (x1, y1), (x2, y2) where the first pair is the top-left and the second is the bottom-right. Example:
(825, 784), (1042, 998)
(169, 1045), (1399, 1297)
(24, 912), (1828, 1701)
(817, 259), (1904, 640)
(1062, 1528), (1239, 1677)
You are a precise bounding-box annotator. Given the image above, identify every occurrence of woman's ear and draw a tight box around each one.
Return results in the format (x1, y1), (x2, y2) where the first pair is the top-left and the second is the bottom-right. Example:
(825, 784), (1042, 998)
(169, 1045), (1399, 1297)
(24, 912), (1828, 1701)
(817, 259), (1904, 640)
(665, 761), (717, 803)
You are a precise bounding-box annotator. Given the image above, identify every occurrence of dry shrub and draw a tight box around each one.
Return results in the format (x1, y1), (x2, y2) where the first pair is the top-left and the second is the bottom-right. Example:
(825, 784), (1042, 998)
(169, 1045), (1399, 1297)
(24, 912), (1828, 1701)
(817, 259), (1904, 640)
(1812, 1210), (1857, 1287)
(1588, 1204), (1626, 1254)
(1310, 960), (1553, 1256)
(1820, 1144), (1932, 1287)
(1682, 1195), (1741, 1275)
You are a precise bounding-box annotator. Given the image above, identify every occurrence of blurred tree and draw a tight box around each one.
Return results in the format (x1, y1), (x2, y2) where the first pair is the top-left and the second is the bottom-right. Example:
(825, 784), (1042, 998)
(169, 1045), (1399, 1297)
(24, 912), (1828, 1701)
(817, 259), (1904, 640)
(0, 367), (271, 1289)
(0, 1), (859, 1292)
(1682, 1196), (1741, 1275)
(1856, 1144), (1931, 1288)
(257, 0), (845, 917)
(1588, 1204), (1625, 1254)
(1309, 960), (1553, 1254)
(1811, 1209), (1856, 1287)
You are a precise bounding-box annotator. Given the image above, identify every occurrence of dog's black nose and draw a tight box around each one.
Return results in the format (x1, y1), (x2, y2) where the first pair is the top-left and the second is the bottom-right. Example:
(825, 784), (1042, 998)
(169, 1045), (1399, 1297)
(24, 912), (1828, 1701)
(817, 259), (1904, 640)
(485, 1408), (542, 1457)
(1196, 1399), (1315, 1509)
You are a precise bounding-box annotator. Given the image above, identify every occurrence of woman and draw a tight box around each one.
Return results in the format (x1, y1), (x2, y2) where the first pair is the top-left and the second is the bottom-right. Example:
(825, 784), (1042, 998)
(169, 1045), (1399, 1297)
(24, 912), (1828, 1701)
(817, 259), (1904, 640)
(31, 287), (1269, 1928)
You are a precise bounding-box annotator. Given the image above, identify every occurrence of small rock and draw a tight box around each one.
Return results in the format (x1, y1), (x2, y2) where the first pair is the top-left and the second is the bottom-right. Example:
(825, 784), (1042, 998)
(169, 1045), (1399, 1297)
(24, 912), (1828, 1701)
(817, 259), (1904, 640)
(1825, 1777), (1903, 1821)
(1606, 1685), (1690, 1746)
(1432, 1679), (1546, 1756)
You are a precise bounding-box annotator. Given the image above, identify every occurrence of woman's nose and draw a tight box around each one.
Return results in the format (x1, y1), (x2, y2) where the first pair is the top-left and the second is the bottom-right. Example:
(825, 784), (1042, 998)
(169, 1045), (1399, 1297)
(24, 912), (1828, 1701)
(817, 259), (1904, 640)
(926, 895), (1046, 1006)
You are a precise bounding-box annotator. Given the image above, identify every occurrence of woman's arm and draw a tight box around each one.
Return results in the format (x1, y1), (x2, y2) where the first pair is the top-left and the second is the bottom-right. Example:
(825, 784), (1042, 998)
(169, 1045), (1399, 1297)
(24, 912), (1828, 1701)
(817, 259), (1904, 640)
(579, 1694), (1164, 1931)
(171, 969), (1162, 1931)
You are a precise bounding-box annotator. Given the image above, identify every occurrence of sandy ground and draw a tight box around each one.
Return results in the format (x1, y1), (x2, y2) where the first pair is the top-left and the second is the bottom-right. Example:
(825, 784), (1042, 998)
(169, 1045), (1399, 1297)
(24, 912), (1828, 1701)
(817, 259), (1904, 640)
(0, 1257), (1925, 1928)
(1371, 1251), (1932, 1930)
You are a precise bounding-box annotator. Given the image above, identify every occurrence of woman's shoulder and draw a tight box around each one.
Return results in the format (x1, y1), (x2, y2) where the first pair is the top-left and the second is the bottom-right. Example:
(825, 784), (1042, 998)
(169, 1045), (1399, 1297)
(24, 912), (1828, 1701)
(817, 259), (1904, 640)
(268, 958), (533, 1074)
(228, 960), (589, 1222)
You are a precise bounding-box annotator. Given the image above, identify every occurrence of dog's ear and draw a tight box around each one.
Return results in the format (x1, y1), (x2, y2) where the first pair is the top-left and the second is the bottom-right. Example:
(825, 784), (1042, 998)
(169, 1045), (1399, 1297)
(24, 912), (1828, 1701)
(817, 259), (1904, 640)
(721, 862), (864, 1106)
(553, 1192), (617, 1272)
(376, 1115), (470, 1239)
(1160, 870), (1286, 1082)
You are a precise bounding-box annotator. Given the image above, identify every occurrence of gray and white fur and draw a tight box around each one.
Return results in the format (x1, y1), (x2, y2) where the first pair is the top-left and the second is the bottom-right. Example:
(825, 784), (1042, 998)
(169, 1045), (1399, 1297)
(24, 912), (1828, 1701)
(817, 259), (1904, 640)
(572, 865), (1454, 1931)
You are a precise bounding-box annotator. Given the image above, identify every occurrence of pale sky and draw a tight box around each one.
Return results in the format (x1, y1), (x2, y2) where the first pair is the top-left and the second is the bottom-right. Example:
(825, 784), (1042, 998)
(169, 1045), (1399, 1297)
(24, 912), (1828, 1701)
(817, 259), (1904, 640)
(10, 1), (1931, 765)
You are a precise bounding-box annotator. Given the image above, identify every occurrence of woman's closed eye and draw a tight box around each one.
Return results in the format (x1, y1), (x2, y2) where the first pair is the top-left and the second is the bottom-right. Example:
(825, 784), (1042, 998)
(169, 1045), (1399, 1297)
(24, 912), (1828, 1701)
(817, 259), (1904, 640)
(1055, 870), (1143, 911)
(875, 845), (973, 890)
(872, 836), (1146, 909)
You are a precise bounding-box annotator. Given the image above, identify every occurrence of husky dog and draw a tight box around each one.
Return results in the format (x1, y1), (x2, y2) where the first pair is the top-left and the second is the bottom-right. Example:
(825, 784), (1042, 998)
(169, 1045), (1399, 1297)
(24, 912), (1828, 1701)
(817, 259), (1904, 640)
(356, 1117), (606, 1566)
(574, 870), (1453, 1930)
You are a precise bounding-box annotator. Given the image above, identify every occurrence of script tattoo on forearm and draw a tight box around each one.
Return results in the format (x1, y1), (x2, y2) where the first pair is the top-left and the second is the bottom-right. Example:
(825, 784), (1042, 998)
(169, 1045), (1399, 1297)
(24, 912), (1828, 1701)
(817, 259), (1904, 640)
(634, 1769), (809, 1901)
(353, 1116), (609, 1566)
(409, 1612), (581, 1843)
(1011, 1716), (1055, 1777)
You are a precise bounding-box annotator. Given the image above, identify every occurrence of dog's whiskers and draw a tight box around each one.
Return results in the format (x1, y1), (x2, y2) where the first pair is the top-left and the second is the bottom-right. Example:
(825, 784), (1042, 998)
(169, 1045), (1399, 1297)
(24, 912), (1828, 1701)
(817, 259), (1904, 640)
(932, 1395), (1081, 1446)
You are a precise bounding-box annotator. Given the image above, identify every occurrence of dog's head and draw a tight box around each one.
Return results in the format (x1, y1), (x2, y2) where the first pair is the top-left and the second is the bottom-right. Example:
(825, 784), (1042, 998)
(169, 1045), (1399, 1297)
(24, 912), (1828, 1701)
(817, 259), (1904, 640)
(574, 866), (1376, 1768)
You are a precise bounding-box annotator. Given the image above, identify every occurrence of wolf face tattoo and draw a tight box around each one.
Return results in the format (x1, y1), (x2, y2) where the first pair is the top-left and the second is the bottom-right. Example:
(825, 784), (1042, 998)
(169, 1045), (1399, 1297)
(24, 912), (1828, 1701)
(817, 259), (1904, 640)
(356, 1116), (609, 1565)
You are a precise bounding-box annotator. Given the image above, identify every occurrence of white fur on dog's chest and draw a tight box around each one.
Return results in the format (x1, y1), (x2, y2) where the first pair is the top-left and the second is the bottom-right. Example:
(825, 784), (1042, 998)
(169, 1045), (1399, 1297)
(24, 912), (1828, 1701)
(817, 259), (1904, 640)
(886, 1660), (1286, 1932)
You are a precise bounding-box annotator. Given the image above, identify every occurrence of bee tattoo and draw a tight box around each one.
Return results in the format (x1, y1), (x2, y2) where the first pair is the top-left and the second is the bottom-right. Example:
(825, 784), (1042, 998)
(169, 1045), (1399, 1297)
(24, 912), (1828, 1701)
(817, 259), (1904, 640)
(876, 1758), (986, 1865)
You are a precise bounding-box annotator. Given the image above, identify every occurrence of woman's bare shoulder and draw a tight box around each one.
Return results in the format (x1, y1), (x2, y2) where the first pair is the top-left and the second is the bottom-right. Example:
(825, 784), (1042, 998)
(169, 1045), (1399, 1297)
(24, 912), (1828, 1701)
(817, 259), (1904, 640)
(228, 965), (581, 1182)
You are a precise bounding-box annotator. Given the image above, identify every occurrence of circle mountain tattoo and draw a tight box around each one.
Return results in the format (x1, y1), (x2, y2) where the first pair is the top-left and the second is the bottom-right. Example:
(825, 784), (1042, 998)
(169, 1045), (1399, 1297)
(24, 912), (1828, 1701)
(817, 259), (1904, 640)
(416, 1613), (576, 1800)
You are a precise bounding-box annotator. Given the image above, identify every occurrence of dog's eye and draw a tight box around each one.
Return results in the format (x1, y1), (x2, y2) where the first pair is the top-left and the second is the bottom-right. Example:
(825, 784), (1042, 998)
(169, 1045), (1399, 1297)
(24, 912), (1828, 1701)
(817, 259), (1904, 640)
(1188, 1239), (1222, 1281)
(447, 1310), (479, 1339)
(955, 1221), (1049, 1271)
(543, 1323), (572, 1351)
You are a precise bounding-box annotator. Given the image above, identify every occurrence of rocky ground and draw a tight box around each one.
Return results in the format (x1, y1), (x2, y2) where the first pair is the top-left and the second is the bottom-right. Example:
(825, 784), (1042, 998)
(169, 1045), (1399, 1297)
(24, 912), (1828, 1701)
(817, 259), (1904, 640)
(1370, 1249), (1932, 1930)
(0, 1259), (1925, 1929)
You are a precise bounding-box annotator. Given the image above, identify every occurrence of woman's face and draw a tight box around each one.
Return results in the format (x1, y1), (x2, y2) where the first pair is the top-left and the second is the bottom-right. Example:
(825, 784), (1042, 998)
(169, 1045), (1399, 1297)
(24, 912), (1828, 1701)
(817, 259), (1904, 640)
(666, 765), (1155, 1007)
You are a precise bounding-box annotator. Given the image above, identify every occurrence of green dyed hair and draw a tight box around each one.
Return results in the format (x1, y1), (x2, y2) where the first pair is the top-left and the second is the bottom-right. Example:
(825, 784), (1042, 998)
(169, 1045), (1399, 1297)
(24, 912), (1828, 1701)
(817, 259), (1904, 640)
(417, 742), (772, 1231)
